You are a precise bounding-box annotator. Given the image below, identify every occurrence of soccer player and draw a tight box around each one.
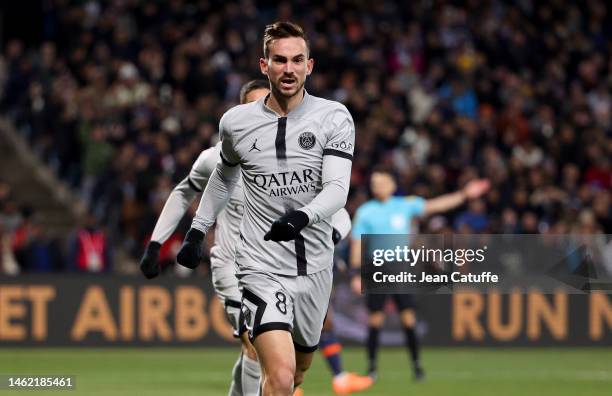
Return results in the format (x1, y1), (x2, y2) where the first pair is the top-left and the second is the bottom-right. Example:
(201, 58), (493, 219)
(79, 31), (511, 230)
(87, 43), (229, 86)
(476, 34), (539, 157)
(140, 79), (270, 396)
(176, 21), (354, 396)
(350, 167), (490, 382)
(140, 90), (367, 395)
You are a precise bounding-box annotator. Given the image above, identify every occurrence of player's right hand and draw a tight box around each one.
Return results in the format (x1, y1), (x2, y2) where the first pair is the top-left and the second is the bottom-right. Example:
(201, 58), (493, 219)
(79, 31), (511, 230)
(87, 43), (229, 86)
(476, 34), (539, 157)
(264, 210), (309, 242)
(140, 241), (161, 279)
(176, 228), (204, 269)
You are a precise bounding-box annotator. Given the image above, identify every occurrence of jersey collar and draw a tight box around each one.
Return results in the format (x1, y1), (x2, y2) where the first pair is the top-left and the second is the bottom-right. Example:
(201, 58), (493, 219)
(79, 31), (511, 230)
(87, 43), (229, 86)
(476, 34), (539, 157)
(261, 89), (311, 119)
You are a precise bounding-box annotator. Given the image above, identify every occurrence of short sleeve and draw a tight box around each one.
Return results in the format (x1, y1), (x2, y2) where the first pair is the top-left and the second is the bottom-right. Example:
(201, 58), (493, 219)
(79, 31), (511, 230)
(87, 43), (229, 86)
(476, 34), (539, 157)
(404, 196), (426, 217)
(219, 111), (240, 166)
(323, 105), (355, 161)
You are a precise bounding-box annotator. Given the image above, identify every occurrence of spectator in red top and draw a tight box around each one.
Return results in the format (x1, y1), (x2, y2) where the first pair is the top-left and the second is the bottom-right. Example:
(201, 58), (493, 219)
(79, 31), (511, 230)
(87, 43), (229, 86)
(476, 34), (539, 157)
(68, 214), (112, 273)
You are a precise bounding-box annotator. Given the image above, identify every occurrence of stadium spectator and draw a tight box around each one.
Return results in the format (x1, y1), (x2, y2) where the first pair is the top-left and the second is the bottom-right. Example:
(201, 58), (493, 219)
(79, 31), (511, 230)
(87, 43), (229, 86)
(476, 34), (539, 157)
(13, 216), (62, 273)
(68, 214), (112, 273)
(0, 222), (19, 275)
(0, 0), (609, 266)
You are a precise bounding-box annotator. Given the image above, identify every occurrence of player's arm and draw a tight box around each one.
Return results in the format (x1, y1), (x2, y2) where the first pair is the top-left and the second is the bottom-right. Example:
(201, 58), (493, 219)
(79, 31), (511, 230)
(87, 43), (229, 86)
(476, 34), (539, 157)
(330, 208), (351, 244)
(422, 179), (490, 216)
(349, 207), (368, 294)
(264, 106), (355, 242)
(176, 114), (241, 269)
(300, 153), (352, 220)
(350, 238), (361, 271)
(139, 146), (219, 279)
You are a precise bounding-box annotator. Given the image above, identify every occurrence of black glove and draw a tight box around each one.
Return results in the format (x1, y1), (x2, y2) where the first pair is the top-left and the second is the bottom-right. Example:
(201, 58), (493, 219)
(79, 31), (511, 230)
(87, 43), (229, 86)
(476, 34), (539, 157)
(176, 228), (204, 269)
(264, 210), (309, 242)
(332, 228), (342, 245)
(140, 241), (161, 279)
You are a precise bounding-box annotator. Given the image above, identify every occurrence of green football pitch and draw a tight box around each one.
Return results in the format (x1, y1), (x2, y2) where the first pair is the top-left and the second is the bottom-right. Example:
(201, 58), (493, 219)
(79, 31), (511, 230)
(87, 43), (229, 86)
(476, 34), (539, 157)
(1, 347), (611, 395)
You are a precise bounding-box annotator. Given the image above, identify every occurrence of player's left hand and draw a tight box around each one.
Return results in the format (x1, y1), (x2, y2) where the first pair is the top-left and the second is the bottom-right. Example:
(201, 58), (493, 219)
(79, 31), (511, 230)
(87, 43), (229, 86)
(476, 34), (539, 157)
(264, 210), (309, 242)
(463, 179), (491, 199)
(140, 241), (161, 279)
(176, 228), (204, 269)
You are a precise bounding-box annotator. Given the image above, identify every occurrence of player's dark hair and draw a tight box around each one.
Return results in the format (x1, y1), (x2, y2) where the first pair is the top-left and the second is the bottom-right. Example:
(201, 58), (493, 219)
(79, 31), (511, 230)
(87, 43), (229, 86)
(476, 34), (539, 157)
(263, 21), (309, 59)
(239, 79), (269, 104)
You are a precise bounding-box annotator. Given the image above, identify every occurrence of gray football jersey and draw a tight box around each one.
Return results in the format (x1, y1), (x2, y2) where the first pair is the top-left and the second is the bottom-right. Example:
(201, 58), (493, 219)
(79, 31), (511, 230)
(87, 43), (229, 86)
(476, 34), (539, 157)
(189, 144), (244, 269)
(219, 91), (355, 276)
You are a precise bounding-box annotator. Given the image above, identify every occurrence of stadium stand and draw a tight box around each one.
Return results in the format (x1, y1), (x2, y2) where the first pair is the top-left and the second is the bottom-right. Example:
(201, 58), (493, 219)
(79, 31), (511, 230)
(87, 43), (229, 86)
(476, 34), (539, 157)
(0, 0), (610, 273)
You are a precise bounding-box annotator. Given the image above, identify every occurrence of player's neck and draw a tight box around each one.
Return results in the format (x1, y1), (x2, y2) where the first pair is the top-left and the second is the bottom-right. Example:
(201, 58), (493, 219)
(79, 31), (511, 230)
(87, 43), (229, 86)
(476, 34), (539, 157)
(267, 89), (305, 116)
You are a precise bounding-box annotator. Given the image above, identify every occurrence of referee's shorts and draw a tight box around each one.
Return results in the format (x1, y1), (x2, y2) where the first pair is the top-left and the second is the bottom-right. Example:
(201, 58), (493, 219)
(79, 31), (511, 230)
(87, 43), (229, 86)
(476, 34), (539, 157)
(366, 294), (416, 312)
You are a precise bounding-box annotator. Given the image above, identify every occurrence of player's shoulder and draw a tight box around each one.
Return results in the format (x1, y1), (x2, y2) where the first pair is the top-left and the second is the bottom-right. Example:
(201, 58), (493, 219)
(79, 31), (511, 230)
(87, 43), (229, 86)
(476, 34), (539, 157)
(198, 142), (221, 158)
(307, 94), (351, 117)
(305, 95), (353, 140)
(192, 143), (222, 174)
(223, 100), (260, 121)
(307, 93), (348, 110)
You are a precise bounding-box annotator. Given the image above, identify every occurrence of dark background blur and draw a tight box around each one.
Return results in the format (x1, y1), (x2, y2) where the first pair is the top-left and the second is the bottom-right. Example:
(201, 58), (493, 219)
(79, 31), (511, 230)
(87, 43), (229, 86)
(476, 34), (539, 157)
(0, 0), (610, 276)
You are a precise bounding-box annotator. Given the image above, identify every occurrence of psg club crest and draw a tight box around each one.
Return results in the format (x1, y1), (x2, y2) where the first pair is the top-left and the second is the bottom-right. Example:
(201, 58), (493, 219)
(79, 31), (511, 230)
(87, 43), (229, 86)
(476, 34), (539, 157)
(298, 131), (316, 150)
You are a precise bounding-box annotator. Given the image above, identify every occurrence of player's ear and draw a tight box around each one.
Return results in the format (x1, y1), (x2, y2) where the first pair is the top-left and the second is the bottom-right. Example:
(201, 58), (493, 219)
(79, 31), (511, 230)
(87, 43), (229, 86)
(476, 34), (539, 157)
(260, 58), (269, 76)
(306, 58), (314, 76)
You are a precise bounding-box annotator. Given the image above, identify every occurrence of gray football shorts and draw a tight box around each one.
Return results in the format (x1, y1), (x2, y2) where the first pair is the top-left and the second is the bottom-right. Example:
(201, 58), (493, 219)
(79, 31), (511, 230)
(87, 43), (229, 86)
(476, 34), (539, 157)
(238, 266), (333, 352)
(210, 253), (242, 337)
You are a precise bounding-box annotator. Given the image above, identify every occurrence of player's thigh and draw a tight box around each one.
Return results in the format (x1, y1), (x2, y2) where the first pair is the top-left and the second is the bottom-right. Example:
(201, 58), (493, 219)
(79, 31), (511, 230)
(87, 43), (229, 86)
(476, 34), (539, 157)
(253, 330), (296, 377)
(239, 269), (295, 342)
(293, 267), (333, 351)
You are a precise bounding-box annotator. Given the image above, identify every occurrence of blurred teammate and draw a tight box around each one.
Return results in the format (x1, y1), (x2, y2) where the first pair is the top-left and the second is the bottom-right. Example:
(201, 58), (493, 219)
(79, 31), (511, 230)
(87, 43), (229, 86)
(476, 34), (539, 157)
(176, 21), (354, 396)
(350, 167), (490, 382)
(140, 79), (270, 396)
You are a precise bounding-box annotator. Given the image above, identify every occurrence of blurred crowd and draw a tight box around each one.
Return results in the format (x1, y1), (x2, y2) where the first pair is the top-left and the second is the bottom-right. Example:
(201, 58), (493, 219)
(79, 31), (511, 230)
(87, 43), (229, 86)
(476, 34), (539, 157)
(0, 0), (611, 274)
(0, 181), (112, 274)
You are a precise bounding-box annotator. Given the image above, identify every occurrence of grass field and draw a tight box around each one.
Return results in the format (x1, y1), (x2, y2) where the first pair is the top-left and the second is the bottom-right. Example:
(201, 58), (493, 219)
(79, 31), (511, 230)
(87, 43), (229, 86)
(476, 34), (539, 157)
(1, 347), (611, 395)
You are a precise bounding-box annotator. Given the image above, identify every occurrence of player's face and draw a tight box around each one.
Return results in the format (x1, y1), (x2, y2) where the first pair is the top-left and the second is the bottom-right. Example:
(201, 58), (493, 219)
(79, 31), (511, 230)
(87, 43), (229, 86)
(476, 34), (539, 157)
(371, 172), (396, 201)
(244, 88), (270, 104)
(260, 37), (313, 100)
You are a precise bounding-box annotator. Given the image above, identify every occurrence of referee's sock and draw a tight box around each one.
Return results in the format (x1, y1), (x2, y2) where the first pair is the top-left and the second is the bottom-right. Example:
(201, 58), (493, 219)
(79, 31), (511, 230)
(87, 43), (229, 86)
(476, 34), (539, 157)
(319, 330), (343, 377)
(367, 327), (380, 376)
(403, 326), (424, 380)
